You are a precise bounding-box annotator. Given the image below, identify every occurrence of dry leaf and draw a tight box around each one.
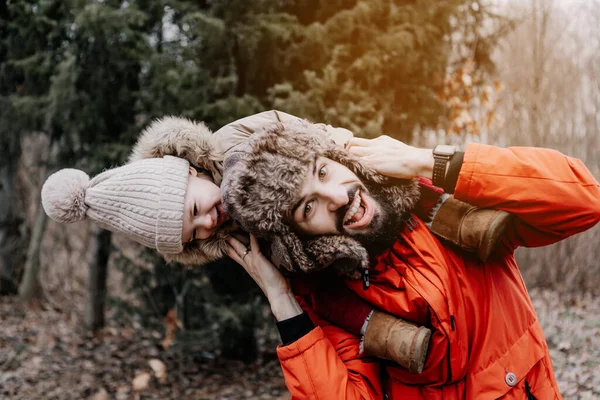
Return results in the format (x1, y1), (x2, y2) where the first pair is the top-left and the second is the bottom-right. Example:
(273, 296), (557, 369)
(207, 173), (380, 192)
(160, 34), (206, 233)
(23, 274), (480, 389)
(161, 308), (182, 349)
(90, 388), (109, 400)
(148, 359), (167, 384)
(486, 111), (496, 129)
(558, 341), (572, 351)
(132, 372), (151, 391)
(493, 80), (504, 92)
(461, 73), (472, 87)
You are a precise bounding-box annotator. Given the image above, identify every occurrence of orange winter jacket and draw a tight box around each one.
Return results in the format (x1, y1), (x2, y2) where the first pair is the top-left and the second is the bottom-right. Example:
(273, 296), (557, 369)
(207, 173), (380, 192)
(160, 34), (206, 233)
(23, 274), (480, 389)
(277, 143), (600, 399)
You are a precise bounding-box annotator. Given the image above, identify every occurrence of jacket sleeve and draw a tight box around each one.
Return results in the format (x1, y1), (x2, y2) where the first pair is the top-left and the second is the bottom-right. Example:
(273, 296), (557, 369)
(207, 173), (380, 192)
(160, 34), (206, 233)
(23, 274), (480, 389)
(454, 143), (600, 250)
(277, 299), (382, 399)
(213, 110), (354, 155)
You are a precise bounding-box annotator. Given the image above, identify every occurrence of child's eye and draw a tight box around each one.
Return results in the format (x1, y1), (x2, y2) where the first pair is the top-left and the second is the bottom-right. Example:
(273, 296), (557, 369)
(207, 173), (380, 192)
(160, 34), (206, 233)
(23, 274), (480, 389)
(318, 166), (327, 180)
(304, 201), (314, 218)
(193, 203), (198, 216)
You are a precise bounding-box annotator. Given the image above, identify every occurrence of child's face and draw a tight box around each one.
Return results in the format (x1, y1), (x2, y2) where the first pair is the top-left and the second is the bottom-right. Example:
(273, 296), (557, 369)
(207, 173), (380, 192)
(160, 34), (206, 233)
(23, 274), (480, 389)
(182, 167), (229, 243)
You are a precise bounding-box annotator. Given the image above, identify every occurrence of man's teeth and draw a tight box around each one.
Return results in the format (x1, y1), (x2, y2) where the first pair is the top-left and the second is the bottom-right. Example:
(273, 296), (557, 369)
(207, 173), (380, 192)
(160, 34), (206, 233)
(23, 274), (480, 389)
(344, 193), (363, 223)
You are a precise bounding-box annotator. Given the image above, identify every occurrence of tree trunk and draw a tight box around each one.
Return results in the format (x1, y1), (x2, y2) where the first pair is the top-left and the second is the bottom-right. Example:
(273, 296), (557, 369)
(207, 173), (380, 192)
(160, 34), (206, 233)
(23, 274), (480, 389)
(84, 226), (112, 331)
(18, 202), (49, 301)
(18, 139), (55, 301)
(0, 143), (22, 295)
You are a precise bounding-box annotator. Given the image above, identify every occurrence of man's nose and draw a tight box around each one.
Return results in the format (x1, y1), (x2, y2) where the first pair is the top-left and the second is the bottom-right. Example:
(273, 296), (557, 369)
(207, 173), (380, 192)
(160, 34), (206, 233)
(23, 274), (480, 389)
(321, 186), (349, 211)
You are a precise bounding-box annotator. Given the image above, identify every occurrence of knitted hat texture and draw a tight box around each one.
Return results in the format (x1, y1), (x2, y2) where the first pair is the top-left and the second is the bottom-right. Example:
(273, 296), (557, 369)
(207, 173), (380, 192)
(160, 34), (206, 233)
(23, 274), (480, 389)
(42, 155), (189, 254)
(128, 116), (234, 265)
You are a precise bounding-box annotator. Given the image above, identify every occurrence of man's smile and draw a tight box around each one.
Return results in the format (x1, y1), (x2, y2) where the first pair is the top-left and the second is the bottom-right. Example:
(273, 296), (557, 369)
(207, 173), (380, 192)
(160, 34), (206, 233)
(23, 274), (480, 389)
(343, 190), (375, 230)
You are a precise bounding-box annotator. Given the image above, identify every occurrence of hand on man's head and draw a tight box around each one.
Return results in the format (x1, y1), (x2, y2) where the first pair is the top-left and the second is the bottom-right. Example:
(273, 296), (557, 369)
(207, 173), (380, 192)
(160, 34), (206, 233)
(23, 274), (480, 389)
(347, 136), (434, 180)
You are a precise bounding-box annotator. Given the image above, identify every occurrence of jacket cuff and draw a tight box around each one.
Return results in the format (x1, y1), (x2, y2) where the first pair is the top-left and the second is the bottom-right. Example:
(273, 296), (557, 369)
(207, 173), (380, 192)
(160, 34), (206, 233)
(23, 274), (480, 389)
(442, 151), (465, 194)
(277, 312), (315, 345)
(454, 143), (484, 200)
(277, 326), (326, 361)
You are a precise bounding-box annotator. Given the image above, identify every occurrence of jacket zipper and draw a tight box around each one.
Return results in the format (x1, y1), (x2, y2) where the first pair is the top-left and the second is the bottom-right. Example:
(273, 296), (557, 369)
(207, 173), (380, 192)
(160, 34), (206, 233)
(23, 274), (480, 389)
(362, 267), (370, 290)
(391, 231), (458, 383)
(406, 215), (420, 232)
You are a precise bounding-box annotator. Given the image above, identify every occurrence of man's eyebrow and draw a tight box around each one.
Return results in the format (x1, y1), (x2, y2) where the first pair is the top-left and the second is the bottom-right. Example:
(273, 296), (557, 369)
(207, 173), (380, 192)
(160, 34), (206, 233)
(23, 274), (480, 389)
(290, 159), (318, 218)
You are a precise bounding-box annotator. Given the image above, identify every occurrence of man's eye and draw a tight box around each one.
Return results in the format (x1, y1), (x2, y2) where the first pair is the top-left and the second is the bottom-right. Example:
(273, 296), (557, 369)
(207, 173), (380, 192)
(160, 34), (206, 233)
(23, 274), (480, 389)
(304, 201), (313, 217)
(318, 166), (327, 180)
(193, 203), (197, 216)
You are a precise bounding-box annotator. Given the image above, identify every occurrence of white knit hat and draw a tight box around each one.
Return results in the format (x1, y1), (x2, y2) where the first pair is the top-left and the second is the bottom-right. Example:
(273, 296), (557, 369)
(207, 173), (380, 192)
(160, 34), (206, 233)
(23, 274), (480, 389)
(41, 155), (189, 254)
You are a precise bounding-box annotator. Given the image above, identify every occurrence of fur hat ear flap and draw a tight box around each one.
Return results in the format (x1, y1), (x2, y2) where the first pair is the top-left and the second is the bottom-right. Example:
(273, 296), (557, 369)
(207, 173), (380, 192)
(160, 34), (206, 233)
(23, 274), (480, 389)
(304, 236), (369, 280)
(269, 224), (370, 280)
(269, 236), (296, 273)
(277, 225), (319, 274)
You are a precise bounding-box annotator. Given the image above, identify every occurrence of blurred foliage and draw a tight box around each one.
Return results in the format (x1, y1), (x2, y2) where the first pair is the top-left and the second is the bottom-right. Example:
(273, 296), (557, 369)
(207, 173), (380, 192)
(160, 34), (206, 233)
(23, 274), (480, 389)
(0, 0), (505, 359)
(111, 246), (265, 362)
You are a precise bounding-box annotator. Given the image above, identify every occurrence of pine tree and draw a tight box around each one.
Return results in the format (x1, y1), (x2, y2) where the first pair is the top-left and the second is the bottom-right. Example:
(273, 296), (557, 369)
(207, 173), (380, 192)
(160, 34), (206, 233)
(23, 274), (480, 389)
(268, 0), (501, 140)
(2, 0), (154, 307)
(0, 0), (73, 294)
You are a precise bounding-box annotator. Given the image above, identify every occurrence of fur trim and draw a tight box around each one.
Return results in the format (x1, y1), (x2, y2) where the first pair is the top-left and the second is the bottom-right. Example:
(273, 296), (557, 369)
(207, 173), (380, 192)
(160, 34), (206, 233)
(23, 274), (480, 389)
(129, 116), (228, 266)
(129, 116), (223, 185)
(162, 222), (236, 265)
(304, 236), (369, 280)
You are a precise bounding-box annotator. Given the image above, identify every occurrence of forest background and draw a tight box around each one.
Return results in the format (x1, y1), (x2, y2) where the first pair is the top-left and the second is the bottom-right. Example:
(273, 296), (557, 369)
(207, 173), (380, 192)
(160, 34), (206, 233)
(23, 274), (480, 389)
(1, 0), (599, 399)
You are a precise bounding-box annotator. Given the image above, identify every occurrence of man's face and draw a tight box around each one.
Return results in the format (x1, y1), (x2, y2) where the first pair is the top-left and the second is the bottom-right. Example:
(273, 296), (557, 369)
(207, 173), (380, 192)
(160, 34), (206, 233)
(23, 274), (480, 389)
(290, 157), (393, 241)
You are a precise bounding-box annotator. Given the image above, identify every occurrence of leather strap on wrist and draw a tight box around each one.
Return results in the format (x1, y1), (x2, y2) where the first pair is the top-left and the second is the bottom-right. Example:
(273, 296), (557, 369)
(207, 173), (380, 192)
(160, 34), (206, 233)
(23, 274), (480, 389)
(432, 145), (456, 188)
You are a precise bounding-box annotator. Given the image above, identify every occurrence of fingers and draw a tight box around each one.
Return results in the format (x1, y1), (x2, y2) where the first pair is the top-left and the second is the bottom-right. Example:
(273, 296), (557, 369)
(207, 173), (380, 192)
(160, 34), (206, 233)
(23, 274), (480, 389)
(354, 154), (376, 167)
(227, 236), (248, 258)
(348, 145), (369, 157)
(346, 137), (373, 151)
(249, 234), (261, 255)
(232, 232), (250, 247)
(226, 244), (246, 267)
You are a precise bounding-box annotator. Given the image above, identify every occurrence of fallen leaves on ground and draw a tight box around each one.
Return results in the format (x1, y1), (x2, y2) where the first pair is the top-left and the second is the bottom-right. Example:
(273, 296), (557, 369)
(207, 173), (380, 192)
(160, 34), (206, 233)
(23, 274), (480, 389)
(1, 288), (599, 399)
(0, 297), (286, 399)
(148, 359), (167, 384)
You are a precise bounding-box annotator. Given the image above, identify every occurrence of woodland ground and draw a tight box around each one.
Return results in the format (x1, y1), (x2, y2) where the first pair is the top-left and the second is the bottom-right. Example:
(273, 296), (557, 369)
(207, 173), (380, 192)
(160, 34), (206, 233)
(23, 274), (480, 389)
(1, 288), (599, 400)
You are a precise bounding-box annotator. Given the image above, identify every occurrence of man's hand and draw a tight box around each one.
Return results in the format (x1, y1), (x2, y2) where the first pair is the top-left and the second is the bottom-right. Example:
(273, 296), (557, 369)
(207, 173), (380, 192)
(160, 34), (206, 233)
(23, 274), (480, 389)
(227, 234), (303, 321)
(347, 135), (434, 179)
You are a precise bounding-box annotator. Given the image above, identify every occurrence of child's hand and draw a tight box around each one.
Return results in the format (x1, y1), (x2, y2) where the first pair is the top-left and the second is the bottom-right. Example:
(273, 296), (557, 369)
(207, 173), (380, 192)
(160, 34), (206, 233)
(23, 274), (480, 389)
(347, 136), (434, 180)
(227, 234), (302, 321)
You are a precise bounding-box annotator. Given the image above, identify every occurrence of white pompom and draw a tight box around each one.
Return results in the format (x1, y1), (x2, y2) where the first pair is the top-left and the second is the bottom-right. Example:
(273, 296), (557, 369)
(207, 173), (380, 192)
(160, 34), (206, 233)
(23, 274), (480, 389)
(41, 169), (90, 223)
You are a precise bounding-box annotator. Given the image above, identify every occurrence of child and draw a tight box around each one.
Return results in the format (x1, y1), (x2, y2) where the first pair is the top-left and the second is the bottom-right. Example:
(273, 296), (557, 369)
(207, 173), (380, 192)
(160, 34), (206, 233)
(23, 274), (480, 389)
(42, 113), (512, 374)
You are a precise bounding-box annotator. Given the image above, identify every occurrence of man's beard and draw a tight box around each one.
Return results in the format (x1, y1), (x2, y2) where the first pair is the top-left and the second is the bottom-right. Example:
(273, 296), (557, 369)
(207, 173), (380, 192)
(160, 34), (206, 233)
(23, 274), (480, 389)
(334, 180), (411, 256)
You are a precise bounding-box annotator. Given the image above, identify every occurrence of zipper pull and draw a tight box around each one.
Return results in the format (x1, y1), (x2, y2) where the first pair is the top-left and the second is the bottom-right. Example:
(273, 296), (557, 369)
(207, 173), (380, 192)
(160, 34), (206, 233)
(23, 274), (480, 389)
(362, 268), (370, 290)
(406, 215), (419, 231)
(411, 217), (419, 229)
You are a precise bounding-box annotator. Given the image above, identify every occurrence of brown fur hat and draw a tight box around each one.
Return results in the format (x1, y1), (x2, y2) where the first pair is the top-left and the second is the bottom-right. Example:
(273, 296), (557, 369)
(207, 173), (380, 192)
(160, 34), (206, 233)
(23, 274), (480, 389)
(129, 116), (233, 266)
(221, 120), (420, 279)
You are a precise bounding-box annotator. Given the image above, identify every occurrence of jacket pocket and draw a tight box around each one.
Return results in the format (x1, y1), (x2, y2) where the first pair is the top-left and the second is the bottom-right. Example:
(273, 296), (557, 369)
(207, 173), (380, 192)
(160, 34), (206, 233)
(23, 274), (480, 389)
(498, 355), (561, 400)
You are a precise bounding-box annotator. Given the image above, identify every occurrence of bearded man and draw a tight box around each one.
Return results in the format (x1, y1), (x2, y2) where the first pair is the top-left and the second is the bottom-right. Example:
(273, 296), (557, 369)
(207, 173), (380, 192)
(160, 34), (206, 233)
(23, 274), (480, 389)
(220, 120), (600, 399)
